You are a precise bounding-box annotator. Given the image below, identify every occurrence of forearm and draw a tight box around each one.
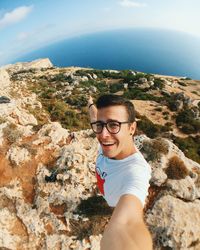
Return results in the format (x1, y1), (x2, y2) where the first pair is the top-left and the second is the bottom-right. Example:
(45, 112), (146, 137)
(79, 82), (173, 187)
(87, 96), (97, 122)
(88, 104), (97, 122)
(101, 221), (152, 250)
(101, 223), (139, 250)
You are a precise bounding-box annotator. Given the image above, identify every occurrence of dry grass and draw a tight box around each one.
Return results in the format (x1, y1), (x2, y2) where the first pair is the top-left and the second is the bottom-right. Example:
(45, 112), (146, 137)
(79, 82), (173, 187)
(165, 156), (189, 180)
(3, 123), (23, 144)
(70, 216), (109, 240)
(0, 116), (7, 124)
(20, 142), (37, 156)
(193, 167), (200, 188)
(70, 195), (113, 240)
(142, 138), (169, 162)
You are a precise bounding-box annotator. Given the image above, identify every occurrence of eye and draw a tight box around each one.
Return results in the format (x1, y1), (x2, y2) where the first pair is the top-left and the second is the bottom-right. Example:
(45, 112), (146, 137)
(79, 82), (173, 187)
(108, 122), (119, 129)
(96, 122), (103, 129)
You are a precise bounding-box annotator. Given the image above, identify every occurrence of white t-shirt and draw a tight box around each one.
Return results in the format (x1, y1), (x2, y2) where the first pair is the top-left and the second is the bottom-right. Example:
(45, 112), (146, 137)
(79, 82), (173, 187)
(95, 147), (152, 207)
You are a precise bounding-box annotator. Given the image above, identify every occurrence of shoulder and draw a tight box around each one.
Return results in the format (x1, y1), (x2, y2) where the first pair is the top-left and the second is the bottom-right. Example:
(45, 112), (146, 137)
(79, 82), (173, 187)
(119, 159), (152, 207)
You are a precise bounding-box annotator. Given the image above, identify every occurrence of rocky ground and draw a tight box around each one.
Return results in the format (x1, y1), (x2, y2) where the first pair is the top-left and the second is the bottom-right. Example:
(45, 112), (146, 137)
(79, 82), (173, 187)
(0, 58), (200, 250)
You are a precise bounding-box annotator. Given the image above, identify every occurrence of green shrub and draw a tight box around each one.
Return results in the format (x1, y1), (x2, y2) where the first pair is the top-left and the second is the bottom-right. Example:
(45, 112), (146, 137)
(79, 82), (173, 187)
(178, 81), (187, 86)
(152, 78), (165, 89)
(110, 83), (124, 93)
(66, 95), (88, 107)
(165, 156), (189, 179)
(137, 116), (170, 138)
(96, 81), (109, 93)
(123, 88), (161, 102)
(176, 108), (200, 134)
(173, 135), (200, 163)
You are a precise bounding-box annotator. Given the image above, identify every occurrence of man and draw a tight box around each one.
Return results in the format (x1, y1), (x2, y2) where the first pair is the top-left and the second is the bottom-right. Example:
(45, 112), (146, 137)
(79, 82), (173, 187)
(88, 94), (152, 250)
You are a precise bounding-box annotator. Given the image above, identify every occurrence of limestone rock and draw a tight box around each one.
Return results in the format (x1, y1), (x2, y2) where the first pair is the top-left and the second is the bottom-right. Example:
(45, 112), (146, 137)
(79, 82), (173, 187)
(3, 58), (53, 74)
(0, 208), (26, 249)
(166, 175), (200, 201)
(151, 168), (168, 186)
(0, 68), (11, 96)
(6, 146), (30, 165)
(33, 122), (70, 150)
(146, 195), (200, 250)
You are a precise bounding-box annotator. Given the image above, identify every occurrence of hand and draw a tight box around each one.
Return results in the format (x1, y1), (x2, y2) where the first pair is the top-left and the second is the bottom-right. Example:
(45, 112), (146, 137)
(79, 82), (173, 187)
(88, 95), (94, 106)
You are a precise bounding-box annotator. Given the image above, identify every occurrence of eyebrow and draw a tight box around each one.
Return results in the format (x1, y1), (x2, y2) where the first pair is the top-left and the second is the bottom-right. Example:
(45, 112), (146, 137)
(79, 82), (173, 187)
(96, 119), (120, 123)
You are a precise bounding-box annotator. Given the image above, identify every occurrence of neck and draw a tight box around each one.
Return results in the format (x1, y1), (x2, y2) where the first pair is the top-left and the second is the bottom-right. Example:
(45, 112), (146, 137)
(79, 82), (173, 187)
(112, 142), (137, 160)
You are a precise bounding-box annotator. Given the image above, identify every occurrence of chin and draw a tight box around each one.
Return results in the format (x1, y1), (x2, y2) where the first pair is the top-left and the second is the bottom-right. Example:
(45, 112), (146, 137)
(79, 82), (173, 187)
(102, 150), (116, 159)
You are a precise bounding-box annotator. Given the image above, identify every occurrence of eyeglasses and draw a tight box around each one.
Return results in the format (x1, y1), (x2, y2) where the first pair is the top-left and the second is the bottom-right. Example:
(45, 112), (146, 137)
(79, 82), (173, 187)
(90, 120), (131, 134)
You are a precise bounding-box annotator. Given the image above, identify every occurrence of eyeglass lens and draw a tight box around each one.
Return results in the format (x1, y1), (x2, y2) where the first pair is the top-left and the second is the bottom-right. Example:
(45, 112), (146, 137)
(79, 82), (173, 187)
(92, 121), (120, 134)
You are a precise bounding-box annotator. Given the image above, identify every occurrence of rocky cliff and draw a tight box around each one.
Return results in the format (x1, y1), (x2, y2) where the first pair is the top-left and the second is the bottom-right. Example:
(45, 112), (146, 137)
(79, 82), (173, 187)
(0, 59), (200, 250)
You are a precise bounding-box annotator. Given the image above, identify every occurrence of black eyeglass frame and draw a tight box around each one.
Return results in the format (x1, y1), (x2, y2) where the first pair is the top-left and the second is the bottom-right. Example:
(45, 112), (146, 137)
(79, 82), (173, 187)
(90, 120), (131, 134)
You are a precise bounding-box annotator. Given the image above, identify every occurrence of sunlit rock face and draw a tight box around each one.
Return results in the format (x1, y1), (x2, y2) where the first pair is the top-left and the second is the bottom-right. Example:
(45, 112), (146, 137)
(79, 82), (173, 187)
(2, 58), (53, 74)
(0, 68), (11, 96)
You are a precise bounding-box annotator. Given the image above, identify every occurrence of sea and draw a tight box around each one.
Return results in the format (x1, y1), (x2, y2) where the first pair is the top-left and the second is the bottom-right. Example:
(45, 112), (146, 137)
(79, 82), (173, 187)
(14, 28), (200, 80)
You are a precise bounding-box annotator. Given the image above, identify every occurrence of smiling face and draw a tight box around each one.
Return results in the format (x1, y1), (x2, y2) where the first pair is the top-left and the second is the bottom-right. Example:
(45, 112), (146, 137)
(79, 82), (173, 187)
(96, 105), (137, 160)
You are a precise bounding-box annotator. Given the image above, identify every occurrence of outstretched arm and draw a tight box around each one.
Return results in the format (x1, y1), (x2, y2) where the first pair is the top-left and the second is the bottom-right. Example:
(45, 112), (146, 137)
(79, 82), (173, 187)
(88, 96), (97, 122)
(101, 194), (152, 250)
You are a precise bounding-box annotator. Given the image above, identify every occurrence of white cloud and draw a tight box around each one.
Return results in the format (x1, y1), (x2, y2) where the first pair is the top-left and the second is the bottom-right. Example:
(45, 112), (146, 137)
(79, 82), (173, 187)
(0, 5), (33, 28)
(119, 0), (147, 8)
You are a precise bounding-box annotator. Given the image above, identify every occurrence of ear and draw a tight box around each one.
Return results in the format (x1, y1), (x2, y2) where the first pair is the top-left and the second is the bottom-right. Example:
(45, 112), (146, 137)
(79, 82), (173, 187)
(129, 121), (137, 135)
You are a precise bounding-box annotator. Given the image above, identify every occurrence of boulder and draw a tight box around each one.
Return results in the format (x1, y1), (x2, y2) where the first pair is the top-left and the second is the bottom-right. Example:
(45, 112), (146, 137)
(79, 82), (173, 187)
(146, 195), (200, 250)
(6, 146), (30, 165)
(0, 68), (11, 96)
(3, 58), (53, 74)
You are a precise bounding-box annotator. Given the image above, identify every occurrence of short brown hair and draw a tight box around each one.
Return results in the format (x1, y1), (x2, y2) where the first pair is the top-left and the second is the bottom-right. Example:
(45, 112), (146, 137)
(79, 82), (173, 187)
(96, 94), (135, 122)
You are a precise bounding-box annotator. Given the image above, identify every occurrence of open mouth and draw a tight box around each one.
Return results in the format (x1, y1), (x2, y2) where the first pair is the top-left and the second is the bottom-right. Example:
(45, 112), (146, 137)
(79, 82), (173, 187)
(101, 142), (116, 147)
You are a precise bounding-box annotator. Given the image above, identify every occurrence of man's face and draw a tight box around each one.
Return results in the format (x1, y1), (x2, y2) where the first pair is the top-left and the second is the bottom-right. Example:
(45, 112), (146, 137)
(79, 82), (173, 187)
(96, 105), (136, 160)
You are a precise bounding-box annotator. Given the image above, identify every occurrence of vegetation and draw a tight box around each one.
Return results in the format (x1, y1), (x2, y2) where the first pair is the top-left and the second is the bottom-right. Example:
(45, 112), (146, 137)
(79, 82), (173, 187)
(142, 138), (169, 162)
(172, 135), (200, 164)
(20, 142), (37, 156)
(193, 168), (200, 188)
(26, 105), (49, 127)
(28, 77), (91, 130)
(178, 81), (187, 87)
(152, 78), (165, 90)
(109, 83), (124, 93)
(0, 117), (6, 124)
(137, 115), (171, 138)
(70, 195), (113, 240)
(3, 123), (23, 144)
(42, 99), (90, 130)
(165, 156), (189, 180)
(176, 107), (200, 134)
(123, 88), (162, 102)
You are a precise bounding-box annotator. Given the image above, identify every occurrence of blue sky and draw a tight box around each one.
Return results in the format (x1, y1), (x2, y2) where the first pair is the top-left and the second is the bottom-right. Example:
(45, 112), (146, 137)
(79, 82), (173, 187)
(0, 0), (200, 66)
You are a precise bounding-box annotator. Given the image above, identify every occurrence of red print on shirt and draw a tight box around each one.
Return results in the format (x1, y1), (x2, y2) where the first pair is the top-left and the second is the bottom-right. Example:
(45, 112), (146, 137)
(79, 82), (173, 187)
(95, 167), (107, 195)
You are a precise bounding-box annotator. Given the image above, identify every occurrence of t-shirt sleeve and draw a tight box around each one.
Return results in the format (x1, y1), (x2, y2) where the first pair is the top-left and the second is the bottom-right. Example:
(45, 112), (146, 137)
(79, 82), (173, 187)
(119, 164), (151, 207)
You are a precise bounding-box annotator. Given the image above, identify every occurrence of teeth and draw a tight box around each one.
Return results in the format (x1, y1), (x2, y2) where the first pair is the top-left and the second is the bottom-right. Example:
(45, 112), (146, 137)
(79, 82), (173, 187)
(102, 142), (115, 145)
